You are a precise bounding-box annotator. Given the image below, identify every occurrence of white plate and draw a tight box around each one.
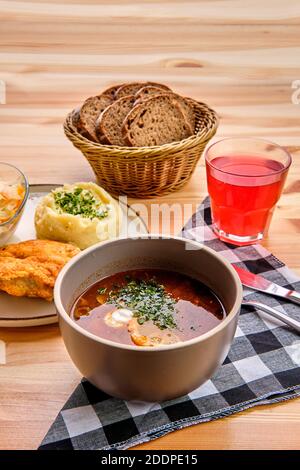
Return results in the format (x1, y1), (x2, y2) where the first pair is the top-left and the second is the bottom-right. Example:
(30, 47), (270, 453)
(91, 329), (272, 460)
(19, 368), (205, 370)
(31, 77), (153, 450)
(0, 184), (148, 327)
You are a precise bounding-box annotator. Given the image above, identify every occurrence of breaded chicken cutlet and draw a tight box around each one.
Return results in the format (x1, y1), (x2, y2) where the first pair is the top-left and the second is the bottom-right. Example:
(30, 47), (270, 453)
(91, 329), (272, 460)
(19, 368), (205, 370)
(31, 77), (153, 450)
(0, 239), (80, 301)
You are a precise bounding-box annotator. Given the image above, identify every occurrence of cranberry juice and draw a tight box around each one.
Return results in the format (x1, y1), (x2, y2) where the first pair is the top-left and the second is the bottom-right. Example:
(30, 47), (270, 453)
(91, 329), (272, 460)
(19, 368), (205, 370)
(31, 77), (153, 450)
(206, 154), (288, 242)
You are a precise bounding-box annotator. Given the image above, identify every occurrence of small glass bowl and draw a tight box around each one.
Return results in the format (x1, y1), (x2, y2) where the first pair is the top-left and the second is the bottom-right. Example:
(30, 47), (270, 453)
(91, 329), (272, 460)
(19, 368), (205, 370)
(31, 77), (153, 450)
(0, 163), (29, 246)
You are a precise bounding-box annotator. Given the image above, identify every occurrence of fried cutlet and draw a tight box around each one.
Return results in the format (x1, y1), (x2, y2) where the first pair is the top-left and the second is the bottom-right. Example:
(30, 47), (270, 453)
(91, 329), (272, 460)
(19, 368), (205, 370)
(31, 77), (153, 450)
(0, 239), (80, 301)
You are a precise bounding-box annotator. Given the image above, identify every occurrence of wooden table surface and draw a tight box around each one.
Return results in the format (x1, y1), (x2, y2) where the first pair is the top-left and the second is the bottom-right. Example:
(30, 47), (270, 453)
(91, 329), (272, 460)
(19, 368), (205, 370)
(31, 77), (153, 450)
(0, 0), (300, 450)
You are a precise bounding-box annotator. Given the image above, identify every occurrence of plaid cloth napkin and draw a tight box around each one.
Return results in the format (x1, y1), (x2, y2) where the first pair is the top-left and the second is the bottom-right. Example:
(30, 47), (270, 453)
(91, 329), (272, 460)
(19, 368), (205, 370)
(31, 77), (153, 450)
(39, 198), (300, 450)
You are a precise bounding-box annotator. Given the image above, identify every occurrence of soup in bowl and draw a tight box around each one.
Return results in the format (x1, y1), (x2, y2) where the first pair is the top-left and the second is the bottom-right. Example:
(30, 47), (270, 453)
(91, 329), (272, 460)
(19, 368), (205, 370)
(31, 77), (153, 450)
(55, 235), (242, 401)
(71, 269), (226, 347)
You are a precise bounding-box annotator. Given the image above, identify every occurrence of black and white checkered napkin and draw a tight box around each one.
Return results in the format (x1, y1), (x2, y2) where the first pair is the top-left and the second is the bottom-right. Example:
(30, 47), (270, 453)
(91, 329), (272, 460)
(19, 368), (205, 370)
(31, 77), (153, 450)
(39, 198), (300, 450)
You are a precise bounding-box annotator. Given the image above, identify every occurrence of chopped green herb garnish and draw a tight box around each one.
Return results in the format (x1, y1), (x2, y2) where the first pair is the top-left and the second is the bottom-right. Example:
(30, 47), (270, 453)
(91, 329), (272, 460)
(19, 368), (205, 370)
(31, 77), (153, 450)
(107, 278), (177, 330)
(53, 187), (109, 220)
(97, 287), (107, 295)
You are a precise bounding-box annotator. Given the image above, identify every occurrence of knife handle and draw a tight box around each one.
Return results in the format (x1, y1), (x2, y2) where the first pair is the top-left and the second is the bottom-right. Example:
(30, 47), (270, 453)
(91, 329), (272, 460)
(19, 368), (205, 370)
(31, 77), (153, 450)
(287, 290), (300, 305)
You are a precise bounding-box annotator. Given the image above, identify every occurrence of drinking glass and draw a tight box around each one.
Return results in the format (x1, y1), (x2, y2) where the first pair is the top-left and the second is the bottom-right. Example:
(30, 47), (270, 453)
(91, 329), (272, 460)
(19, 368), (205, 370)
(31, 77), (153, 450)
(205, 137), (291, 245)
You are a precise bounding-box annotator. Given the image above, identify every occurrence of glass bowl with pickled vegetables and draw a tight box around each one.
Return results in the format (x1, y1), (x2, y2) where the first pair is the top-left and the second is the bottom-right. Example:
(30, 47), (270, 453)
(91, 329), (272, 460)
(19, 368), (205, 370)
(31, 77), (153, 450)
(0, 163), (29, 246)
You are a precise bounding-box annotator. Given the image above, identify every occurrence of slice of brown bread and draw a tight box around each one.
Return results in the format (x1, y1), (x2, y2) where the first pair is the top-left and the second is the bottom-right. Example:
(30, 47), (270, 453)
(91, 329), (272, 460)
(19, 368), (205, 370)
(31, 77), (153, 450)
(74, 105), (100, 140)
(98, 134), (110, 145)
(101, 84), (123, 100)
(172, 94), (196, 132)
(122, 95), (193, 147)
(134, 86), (168, 102)
(115, 82), (170, 100)
(97, 95), (136, 146)
(79, 94), (114, 141)
(135, 89), (196, 132)
(72, 106), (82, 130)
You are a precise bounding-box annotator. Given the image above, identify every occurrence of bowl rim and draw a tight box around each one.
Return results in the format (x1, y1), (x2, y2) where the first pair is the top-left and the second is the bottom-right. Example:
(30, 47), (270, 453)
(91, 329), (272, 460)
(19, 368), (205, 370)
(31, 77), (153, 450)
(54, 235), (243, 352)
(0, 162), (29, 227)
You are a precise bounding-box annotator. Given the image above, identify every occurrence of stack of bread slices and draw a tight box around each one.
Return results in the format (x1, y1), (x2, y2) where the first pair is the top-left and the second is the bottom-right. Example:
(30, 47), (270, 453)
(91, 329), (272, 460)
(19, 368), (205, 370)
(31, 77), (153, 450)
(74, 82), (196, 147)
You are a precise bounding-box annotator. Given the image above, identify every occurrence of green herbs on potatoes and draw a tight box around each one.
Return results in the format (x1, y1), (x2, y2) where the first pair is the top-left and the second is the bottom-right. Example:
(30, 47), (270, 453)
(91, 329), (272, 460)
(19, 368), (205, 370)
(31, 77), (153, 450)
(53, 187), (109, 220)
(34, 182), (122, 250)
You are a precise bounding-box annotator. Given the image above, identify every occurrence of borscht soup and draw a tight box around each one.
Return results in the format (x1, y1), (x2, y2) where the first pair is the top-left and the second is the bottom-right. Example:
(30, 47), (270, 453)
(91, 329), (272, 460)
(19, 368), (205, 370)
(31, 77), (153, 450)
(71, 269), (226, 347)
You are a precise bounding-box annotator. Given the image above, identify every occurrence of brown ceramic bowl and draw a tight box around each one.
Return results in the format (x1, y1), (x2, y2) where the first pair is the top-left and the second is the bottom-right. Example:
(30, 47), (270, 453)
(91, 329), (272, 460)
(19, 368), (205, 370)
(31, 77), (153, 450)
(54, 235), (243, 401)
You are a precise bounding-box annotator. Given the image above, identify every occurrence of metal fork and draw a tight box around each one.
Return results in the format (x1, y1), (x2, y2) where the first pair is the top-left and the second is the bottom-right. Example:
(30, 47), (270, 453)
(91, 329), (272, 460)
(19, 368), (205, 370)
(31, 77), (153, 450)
(242, 301), (300, 334)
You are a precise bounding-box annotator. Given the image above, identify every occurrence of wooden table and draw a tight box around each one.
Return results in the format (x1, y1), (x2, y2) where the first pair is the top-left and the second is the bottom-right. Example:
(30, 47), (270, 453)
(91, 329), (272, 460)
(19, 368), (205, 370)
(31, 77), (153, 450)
(0, 0), (300, 450)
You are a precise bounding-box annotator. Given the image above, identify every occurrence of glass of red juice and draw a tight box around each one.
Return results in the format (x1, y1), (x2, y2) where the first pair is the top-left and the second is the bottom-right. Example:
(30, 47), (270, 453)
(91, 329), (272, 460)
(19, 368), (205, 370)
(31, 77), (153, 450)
(205, 138), (291, 246)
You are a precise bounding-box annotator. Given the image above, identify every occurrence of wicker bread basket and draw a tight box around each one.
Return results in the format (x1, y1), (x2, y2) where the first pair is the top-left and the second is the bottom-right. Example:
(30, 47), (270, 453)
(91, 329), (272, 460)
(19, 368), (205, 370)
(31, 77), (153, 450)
(64, 100), (218, 198)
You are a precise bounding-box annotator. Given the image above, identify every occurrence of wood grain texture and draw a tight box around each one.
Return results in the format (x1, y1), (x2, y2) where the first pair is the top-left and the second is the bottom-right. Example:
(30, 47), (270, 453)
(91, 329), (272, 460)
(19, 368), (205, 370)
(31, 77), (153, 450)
(0, 0), (299, 450)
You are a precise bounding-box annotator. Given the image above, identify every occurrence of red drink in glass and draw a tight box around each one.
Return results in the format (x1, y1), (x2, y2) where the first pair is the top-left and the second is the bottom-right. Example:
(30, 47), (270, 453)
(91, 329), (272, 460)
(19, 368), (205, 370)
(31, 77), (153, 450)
(205, 139), (291, 245)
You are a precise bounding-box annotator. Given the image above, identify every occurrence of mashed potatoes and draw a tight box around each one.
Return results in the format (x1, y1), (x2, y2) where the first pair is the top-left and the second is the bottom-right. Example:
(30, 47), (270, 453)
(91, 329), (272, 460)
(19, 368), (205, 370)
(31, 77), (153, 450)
(35, 182), (122, 250)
